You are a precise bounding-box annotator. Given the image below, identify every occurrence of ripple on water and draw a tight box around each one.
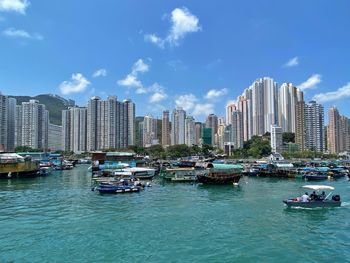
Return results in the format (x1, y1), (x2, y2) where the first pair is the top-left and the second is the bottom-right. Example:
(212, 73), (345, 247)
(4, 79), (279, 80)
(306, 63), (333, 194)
(0, 169), (350, 262)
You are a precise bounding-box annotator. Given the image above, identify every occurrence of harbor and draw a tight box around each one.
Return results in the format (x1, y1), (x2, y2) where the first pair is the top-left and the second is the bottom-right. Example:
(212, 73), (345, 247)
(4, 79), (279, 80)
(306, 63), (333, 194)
(1, 164), (350, 262)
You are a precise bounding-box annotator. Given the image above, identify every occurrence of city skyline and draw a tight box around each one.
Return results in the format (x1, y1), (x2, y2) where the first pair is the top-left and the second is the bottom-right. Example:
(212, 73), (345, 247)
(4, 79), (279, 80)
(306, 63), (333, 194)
(1, 1), (350, 121)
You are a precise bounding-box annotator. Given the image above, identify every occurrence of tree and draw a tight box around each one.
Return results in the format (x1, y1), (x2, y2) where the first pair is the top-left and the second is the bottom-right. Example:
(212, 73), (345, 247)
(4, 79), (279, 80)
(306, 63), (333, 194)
(283, 132), (295, 143)
(146, 144), (165, 159)
(15, 146), (42, 152)
(201, 144), (214, 156)
(166, 144), (190, 158)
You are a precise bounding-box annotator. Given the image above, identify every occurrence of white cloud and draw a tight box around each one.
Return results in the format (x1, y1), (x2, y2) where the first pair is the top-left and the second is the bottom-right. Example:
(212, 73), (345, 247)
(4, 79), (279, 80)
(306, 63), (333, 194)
(92, 68), (107, 78)
(150, 91), (168, 103)
(117, 59), (149, 93)
(132, 59), (149, 74)
(284, 56), (299, 67)
(205, 88), (228, 100)
(0, 0), (29, 14)
(192, 103), (214, 117)
(175, 94), (198, 111)
(2, 28), (43, 40)
(145, 7), (201, 48)
(297, 74), (322, 90)
(144, 34), (164, 48)
(312, 82), (350, 103)
(59, 73), (91, 95)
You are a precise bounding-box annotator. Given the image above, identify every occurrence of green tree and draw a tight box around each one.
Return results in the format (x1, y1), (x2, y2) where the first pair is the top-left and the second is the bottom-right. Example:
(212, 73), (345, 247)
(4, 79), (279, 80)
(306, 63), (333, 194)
(282, 132), (295, 143)
(166, 144), (190, 158)
(147, 144), (165, 159)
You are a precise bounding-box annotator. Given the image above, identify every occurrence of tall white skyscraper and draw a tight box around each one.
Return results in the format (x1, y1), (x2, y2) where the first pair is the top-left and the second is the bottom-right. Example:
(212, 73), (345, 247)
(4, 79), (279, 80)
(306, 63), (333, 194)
(87, 96), (135, 151)
(62, 107), (87, 153)
(171, 107), (186, 145)
(232, 110), (243, 149)
(7, 98), (16, 151)
(48, 124), (62, 151)
(0, 94), (8, 151)
(305, 101), (324, 152)
(185, 115), (195, 146)
(20, 100), (49, 150)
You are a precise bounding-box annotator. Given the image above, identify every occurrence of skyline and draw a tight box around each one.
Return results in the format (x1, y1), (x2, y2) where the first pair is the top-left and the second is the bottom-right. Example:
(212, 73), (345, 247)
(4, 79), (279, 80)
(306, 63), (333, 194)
(1, 1), (350, 121)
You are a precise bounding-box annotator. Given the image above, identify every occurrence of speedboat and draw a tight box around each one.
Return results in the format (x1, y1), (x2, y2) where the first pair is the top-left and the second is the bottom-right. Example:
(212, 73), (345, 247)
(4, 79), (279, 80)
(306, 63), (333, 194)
(283, 185), (341, 208)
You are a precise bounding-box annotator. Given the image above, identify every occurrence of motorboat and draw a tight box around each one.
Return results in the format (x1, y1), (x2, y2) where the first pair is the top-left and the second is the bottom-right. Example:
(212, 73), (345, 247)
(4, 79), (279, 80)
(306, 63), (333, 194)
(112, 167), (155, 180)
(283, 185), (341, 208)
(304, 171), (328, 181)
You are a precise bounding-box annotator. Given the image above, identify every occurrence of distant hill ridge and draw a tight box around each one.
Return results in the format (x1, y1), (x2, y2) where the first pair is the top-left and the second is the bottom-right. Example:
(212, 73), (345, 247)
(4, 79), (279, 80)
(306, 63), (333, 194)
(9, 94), (75, 126)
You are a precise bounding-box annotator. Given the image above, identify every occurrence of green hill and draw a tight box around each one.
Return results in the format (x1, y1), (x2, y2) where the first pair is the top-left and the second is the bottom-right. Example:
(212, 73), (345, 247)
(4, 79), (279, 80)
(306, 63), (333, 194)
(10, 94), (74, 126)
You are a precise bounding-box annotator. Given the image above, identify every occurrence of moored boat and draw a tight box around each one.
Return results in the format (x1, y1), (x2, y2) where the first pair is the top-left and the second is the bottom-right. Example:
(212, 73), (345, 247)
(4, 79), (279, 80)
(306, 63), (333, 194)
(283, 185), (341, 208)
(196, 163), (242, 185)
(0, 153), (40, 178)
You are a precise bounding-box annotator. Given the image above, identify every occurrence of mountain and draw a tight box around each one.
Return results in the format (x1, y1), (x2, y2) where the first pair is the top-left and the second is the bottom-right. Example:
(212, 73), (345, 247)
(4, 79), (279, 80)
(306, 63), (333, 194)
(9, 94), (75, 126)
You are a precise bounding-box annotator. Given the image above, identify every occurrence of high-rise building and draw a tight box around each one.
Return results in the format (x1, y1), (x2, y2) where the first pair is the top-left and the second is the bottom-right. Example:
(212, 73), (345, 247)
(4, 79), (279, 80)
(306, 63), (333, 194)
(15, 105), (22, 148)
(87, 96), (135, 151)
(143, 114), (157, 146)
(205, 113), (218, 146)
(328, 107), (350, 154)
(0, 94), (7, 151)
(171, 107), (186, 145)
(7, 98), (16, 151)
(161, 110), (170, 146)
(185, 115), (195, 146)
(194, 122), (202, 145)
(226, 103), (236, 126)
(305, 101), (324, 152)
(295, 101), (305, 151)
(232, 110), (243, 149)
(237, 96), (251, 141)
(271, 125), (283, 153)
(21, 100), (49, 150)
(48, 124), (62, 151)
(62, 107), (87, 153)
(279, 83), (302, 133)
(202, 128), (212, 145)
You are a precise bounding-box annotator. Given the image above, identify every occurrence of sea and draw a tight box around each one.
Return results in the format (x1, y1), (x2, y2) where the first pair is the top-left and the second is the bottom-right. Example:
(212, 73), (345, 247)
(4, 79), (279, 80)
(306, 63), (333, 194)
(1, 165), (349, 263)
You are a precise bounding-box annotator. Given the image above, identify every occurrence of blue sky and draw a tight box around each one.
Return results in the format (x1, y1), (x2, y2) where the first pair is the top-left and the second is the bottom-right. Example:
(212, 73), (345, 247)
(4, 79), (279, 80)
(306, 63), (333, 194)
(1, 0), (350, 121)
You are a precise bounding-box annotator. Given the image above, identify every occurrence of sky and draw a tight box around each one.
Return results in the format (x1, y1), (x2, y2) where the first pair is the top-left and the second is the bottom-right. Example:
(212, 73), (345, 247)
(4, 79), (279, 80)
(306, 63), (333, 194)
(1, 0), (350, 121)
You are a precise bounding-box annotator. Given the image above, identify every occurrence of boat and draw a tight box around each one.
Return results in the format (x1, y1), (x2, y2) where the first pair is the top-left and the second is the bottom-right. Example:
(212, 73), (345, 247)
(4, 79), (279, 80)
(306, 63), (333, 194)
(112, 167), (155, 180)
(162, 167), (199, 182)
(283, 185), (341, 208)
(0, 153), (40, 178)
(304, 171), (328, 181)
(96, 182), (141, 194)
(196, 163), (242, 185)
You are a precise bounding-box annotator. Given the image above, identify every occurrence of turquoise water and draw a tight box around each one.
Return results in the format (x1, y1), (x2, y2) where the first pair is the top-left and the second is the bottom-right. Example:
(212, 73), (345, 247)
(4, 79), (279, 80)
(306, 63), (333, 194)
(1, 165), (350, 263)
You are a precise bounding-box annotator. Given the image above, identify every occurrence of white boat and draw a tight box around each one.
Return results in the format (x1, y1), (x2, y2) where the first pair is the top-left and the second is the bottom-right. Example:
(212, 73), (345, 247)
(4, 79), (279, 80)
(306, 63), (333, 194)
(283, 185), (341, 208)
(112, 167), (155, 180)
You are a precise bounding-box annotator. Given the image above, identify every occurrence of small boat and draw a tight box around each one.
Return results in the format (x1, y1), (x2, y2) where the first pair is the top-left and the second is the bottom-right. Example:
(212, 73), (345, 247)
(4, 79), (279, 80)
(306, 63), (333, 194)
(162, 167), (198, 182)
(96, 184), (141, 194)
(283, 185), (341, 208)
(305, 171), (328, 181)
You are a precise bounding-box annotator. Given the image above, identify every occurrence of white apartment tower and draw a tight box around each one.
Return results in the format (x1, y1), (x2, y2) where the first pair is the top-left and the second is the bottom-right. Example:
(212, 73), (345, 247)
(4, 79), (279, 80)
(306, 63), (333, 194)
(185, 115), (195, 146)
(271, 125), (283, 153)
(305, 101), (324, 152)
(171, 107), (186, 145)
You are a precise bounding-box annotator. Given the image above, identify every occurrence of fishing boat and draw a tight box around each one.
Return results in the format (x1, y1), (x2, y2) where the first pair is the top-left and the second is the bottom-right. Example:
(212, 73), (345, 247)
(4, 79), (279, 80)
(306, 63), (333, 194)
(196, 163), (242, 185)
(96, 182), (141, 194)
(162, 167), (199, 182)
(304, 171), (328, 181)
(0, 153), (40, 178)
(283, 185), (341, 208)
(113, 167), (156, 180)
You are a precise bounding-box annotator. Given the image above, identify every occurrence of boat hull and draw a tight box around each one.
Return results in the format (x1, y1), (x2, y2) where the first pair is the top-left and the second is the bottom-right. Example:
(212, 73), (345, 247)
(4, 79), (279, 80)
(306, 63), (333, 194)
(305, 175), (328, 181)
(97, 185), (141, 194)
(283, 200), (341, 208)
(197, 173), (241, 185)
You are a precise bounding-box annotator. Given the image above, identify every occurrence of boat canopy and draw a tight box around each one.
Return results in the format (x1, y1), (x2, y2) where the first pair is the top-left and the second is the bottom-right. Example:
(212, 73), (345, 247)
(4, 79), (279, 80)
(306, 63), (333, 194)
(302, 185), (335, 191)
(209, 163), (243, 170)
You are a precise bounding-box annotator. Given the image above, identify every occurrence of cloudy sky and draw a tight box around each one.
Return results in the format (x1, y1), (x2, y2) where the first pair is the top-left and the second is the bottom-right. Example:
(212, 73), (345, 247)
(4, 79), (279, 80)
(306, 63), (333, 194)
(1, 0), (350, 120)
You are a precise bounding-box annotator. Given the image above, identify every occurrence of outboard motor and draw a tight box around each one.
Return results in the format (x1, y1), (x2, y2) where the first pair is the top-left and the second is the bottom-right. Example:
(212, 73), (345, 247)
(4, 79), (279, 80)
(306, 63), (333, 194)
(332, 195), (341, 201)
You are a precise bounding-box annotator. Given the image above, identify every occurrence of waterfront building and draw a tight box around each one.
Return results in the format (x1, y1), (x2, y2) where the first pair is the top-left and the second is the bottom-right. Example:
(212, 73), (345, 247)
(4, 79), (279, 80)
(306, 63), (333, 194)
(161, 110), (171, 146)
(217, 121), (226, 150)
(87, 96), (135, 151)
(328, 107), (350, 154)
(231, 110), (243, 149)
(295, 101), (305, 151)
(20, 100), (49, 151)
(185, 115), (195, 146)
(62, 107), (87, 153)
(237, 96), (251, 141)
(15, 105), (22, 148)
(305, 101), (324, 152)
(0, 94), (7, 151)
(205, 113), (218, 146)
(6, 98), (16, 151)
(171, 107), (186, 145)
(48, 124), (62, 151)
(271, 125), (283, 153)
(195, 122), (202, 145)
(143, 114), (157, 147)
(202, 128), (212, 145)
